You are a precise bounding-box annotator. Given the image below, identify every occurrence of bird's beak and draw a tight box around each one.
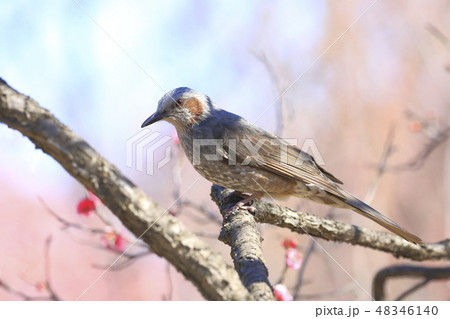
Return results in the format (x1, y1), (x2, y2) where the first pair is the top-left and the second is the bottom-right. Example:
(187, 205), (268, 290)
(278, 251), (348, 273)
(141, 111), (165, 128)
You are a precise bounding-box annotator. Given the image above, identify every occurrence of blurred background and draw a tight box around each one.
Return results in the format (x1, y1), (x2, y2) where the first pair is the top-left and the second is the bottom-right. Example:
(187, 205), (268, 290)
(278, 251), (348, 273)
(0, 0), (449, 300)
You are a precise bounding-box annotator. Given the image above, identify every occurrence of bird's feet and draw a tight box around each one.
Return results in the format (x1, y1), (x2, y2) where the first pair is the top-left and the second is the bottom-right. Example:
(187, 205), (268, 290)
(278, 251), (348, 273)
(222, 190), (252, 201)
(221, 192), (258, 221)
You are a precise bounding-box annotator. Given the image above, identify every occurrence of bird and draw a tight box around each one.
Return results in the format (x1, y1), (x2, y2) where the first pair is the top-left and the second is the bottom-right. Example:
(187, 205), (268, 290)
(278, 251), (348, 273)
(141, 87), (422, 244)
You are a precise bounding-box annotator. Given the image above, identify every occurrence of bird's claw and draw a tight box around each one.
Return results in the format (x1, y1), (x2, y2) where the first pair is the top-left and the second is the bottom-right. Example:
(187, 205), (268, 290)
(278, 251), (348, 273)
(222, 197), (257, 222)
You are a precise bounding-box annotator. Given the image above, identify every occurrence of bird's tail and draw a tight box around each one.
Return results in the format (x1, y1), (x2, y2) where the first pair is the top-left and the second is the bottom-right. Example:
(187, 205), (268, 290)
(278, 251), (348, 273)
(342, 191), (423, 244)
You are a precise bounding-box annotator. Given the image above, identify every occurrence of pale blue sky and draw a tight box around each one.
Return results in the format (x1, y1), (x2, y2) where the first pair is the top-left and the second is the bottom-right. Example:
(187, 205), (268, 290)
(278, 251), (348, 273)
(0, 0), (325, 196)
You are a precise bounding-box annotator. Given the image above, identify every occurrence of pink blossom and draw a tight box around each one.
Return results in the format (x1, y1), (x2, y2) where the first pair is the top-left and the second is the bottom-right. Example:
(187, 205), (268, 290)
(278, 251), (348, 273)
(114, 234), (128, 252)
(101, 228), (128, 252)
(35, 281), (45, 292)
(409, 120), (422, 133)
(273, 284), (293, 301)
(281, 238), (297, 249)
(285, 248), (303, 270)
(76, 198), (96, 216)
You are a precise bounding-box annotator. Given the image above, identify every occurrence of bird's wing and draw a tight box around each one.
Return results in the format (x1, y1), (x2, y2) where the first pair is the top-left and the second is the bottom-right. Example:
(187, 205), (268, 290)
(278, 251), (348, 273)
(216, 120), (423, 244)
(223, 131), (345, 198)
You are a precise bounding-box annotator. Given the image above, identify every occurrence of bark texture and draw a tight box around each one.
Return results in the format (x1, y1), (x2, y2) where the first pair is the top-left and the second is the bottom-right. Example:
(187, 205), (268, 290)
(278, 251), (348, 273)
(212, 186), (275, 300)
(210, 186), (450, 261)
(0, 78), (251, 301)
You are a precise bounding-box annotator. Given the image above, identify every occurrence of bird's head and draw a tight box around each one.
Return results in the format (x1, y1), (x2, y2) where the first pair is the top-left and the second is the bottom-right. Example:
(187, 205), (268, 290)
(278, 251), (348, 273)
(141, 87), (213, 130)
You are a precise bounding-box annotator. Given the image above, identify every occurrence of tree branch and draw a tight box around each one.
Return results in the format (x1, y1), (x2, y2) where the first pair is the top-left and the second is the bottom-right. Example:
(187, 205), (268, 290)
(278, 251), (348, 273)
(211, 186), (275, 300)
(372, 265), (450, 301)
(0, 78), (251, 301)
(210, 186), (450, 261)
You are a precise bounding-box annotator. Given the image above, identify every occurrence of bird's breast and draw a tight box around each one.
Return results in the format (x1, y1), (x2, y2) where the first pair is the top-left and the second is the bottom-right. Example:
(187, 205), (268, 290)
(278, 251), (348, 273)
(177, 131), (297, 196)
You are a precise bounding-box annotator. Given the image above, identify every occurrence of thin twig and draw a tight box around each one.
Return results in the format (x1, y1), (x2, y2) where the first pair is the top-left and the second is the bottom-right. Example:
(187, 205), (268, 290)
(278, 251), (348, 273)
(43, 236), (60, 300)
(365, 126), (396, 203)
(388, 110), (450, 172)
(426, 23), (450, 51)
(0, 237), (61, 300)
(395, 278), (431, 301)
(292, 238), (316, 300)
(0, 280), (49, 301)
(91, 251), (152, 270)
(39, 197), (105, 234)
(162, 262), (174, 301)
(252, 51), (285, 136)
(178, 199), (222, 224)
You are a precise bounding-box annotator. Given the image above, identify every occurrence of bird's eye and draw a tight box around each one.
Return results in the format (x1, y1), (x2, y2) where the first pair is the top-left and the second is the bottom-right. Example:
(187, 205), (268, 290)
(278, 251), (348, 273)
(176, 98), (184, 106)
